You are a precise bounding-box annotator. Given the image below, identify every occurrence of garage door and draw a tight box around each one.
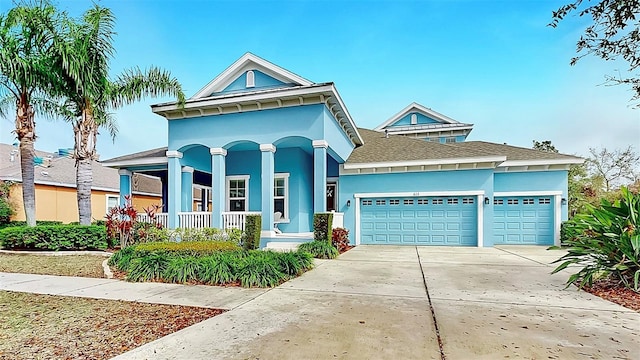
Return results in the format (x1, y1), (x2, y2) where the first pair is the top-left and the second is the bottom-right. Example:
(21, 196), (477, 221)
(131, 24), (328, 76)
(493, 196), (554, 245)
(360, 196), (477, 246)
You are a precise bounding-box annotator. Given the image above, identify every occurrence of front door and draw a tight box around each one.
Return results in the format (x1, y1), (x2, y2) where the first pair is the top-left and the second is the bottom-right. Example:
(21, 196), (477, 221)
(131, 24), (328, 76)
(326, 183), (337, 212)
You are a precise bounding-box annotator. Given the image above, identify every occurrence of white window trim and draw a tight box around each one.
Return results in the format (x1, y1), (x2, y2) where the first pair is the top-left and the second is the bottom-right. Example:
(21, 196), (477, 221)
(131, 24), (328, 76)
(226, 175), (250, 212)
(274, 173), (290, 222)
(106, 194), (119, 214)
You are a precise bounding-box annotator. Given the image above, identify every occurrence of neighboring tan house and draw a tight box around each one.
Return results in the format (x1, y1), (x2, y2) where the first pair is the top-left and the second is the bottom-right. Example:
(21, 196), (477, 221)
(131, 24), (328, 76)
(103, 53), (584, 248)
(0, 143), (162, 223)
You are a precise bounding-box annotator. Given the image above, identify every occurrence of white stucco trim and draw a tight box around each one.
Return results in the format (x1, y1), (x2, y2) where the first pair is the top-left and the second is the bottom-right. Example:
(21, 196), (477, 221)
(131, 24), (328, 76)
(118, 169), (132, 176)
(225, 175), (250, 212)
(259, 143), (276, 152)
(493, 191), (562, 197)
(343, 156), (506, 170)
(105, 194), (119, 214)
(312, 140), (329, 149)
(166, 150), (183, 158)
(554, 195), (562, 247)
(102, 157), (168, 168)
(353, 190), (485, 246)
(374, 102), (463, 131)
(499, 158), (584, 167)
(181, 166), (194, 173)
(210, 147), (227, 156)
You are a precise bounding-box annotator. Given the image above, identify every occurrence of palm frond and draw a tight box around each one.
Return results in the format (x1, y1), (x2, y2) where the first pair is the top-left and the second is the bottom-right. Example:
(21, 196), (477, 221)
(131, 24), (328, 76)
(93, 106), (118, 140)
(109, 66), (185, 108)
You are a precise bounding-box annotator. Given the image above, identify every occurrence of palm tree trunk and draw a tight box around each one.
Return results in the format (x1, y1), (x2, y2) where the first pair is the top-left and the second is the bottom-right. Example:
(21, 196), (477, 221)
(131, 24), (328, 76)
(15, 95), (36, 226)
(74, 104), (97, 225)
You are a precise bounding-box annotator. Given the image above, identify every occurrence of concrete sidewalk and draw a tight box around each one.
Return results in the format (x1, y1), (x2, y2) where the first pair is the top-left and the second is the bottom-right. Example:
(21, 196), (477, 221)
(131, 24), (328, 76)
(0, 272), (267, 309)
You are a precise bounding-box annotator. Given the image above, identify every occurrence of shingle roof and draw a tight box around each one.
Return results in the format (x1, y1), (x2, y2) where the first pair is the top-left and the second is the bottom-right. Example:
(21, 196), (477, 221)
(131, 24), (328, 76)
(450, 141), (582, 162)
(0, 143), (161, 194)
(101, 147), (168, 164)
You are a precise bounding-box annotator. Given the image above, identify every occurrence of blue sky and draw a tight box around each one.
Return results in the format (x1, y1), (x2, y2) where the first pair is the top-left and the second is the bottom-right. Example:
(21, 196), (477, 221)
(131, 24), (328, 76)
(1, 0), (638, 160)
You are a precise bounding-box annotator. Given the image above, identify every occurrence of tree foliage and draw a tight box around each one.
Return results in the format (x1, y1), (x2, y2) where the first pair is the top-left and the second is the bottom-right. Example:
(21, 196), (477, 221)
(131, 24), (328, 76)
(587, 146), (640, 192)
(533, 140), (559, 153)
(550, 0), (640, 103)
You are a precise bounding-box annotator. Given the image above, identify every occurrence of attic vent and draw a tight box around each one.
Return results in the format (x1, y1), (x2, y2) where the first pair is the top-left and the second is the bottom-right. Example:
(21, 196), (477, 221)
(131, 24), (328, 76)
(410, 114), (417, 125)
(246, 70), (255, 88)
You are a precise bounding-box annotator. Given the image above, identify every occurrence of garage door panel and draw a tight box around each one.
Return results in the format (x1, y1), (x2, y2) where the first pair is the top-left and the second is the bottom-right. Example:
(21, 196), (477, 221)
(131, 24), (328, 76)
(493, 196), (554, 245)
(361, 196), (477, 246)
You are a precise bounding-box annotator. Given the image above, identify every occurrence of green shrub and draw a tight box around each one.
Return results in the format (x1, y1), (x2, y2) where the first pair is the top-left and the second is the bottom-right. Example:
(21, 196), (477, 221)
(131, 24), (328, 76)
(134, 241), (240, 255)
(127, 252), (170, 282)
(237, 253), (287, 287)
(198, 252), (239, 285)
(552, 187), (640, 291)
(242, 215), (262, 250)
(313, 213), (333, 243)
(298, 240), (338, 259)
(163, 256), (202, 283)
(273, 250), (314, 277)
(170, 227), (243, 244)
(0, 225), (108, 251)
(0, 220), (63, 229)
(108, 246), (136, 271)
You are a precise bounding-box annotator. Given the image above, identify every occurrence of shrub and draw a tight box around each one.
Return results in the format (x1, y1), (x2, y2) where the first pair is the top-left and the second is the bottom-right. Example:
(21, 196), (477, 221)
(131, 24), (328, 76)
(0, 220), (63, 229)
(313, 213), (333, 243)
(242, 214), (262, 250)
(105, 196), (164, 248)
(134, 241), (240, 255)
(298, 240), (338, 259)
(163, 256), (202, 283)
(198, 252), (239, 285)
(552, 187), (640, 291)
(0, 181), (15, 225)
(332, 227), (350, 252)
(171, 227), (242, 244)
(237, 253), (287, 287)
(127, 252), (170, 282)
(108, 245), (136, 271)
(0, 225), (108, 251)
(273, 250), (314, 277)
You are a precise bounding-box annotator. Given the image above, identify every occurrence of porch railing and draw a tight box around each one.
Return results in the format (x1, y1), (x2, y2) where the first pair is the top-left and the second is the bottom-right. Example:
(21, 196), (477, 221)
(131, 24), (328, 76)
(222, 211), (261, 231)
(178, 211), (211, 229)
(136, 213), (169, 228)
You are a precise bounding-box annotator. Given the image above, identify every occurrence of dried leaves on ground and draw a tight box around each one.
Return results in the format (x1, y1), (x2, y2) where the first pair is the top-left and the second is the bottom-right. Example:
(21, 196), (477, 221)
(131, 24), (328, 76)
(0, 291), (224, 360)
(583, 279), (640, 312)
(0, 254), (107, 278)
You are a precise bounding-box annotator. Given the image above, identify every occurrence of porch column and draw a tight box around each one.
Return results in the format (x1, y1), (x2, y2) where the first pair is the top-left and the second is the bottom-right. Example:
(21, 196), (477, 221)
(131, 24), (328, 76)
(260, 144), (276, 235)
(118, 169), (132, 207)
(181, 166), (194, 212)
(166, 150), (183, 229)
(312, 140), (328, 213)
(210, 148), (227, 228)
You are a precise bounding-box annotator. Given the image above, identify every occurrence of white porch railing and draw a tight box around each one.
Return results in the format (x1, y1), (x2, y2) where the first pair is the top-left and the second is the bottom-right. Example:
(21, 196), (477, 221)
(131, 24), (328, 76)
(178, 211), (211, 229)
(136, 213), (169, 228)
(222, 211), (262, 231)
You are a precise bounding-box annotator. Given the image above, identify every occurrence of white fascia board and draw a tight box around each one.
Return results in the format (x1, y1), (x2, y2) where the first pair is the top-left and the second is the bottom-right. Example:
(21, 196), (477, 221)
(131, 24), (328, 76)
(327, 84), (363, 146)
(494, 191), (563, 197)
(101, 157), (168, 168)
(385, 125), (474, 135)
(192, 53), (313, 99)
(343, 155), (506, 170)
(374, 102), (461, 131)
(354, 190), (484, 198)
(498, 158), (584, 167)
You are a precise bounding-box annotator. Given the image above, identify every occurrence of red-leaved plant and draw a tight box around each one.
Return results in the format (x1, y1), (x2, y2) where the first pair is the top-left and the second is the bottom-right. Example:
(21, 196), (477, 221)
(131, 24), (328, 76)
(105, 196), (164, 248)
(331, 227), (350, 253)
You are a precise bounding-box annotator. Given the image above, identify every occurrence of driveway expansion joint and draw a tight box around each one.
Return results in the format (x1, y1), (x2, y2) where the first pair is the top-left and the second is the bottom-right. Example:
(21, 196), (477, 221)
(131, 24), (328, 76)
(273, 286), (428, 300)
(416, 246), (447, 360)
(495, 247), (553, 267)
(430, 296), (637, 313)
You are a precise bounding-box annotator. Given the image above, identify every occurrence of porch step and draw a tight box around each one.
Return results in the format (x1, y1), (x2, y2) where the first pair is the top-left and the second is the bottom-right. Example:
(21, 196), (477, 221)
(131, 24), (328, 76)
(264, 242), (303, 252)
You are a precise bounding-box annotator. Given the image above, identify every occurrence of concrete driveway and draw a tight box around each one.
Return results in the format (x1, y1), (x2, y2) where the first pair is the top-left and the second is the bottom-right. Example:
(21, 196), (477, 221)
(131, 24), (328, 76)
(115, 246), (640, 360)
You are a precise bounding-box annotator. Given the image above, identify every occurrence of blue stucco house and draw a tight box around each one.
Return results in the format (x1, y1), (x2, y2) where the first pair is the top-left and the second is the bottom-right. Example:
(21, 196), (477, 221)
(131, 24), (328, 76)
(103, 53), (583, 248)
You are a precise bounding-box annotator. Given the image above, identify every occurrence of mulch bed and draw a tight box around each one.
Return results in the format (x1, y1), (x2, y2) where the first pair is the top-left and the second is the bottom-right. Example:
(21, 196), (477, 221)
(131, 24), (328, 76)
(583, 279), (640, 312)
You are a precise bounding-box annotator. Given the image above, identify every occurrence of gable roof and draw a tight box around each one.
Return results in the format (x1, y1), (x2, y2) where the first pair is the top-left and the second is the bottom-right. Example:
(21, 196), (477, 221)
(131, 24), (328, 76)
(450, 141), (584, 165)
(101, 147), (169, 167)
(192, 52), (313, 99)
(374, 102), (472, 131)
(0, 143), (161, 195)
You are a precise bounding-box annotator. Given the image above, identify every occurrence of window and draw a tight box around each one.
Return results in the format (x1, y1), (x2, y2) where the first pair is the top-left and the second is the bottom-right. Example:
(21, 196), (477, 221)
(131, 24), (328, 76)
(417, 198), (429, 205)
(362, 199), (373, 206)
(410, 114), (417, 125)
(432, 198), (444, 205)
(445, 137), (456, 143)
(507, 199), (519, 205)
(274, 174), (289, 219)
(376, 199), (386, 206)
(494, 199), (504, 205)
(447, 198), (459, 205)
(106, 195), (119, 214)
(246, 70), (255, 88)
(403, 199), (414, 205)
(389, 199), (400, 205)
(539, 198), (551, 204)
(462, 197), (475, 204)
(227, 176), (249, 211)
(523, 198), (535, 205)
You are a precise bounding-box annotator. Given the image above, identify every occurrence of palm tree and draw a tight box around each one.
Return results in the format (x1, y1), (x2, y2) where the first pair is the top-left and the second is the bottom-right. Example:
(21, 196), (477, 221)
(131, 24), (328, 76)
(0, 2), (62, 226)
(56, 5), (185, 225)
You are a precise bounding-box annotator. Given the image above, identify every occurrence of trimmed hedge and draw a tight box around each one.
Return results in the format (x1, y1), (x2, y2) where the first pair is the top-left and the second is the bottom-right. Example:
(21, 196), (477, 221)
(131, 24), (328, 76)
(243, 214), (262, 250)
(134, 241), (240, 255)
(313, 213), (333, 243)
(0, 225), (108, 251)
(0, 220), (63, 229)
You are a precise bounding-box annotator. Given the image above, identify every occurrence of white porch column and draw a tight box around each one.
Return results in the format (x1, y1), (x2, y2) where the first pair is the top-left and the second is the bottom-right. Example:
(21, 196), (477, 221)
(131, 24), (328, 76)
(166, 150), (183, 229)
(260, 144), (276, 235)
(313, 140), (328, 213)
(181, 166), (194, 212)
(210, 148), (227, 228)
(118, 169), (132, 207)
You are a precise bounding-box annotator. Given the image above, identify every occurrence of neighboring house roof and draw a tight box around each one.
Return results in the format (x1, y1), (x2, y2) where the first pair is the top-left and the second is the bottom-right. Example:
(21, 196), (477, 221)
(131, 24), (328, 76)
(0, 143), (161, 195)
(101, 147), (169, 167)
(450, 141), (583, 165)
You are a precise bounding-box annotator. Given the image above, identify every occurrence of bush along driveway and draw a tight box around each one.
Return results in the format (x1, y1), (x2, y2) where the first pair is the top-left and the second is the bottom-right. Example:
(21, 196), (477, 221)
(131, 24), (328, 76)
(111, 245), (640, 360)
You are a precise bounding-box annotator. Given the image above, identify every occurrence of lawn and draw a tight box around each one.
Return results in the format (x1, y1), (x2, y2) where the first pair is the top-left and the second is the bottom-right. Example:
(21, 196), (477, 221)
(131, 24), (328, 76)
(0, 254), (107, 278)
(0, 291), (224, 360)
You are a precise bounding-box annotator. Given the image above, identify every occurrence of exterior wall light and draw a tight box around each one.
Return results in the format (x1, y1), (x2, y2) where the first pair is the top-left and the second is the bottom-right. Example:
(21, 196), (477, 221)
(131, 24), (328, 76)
(484, 197), (490, 205)
(346, 200), (351, 207)
(561, 198), (567, 205)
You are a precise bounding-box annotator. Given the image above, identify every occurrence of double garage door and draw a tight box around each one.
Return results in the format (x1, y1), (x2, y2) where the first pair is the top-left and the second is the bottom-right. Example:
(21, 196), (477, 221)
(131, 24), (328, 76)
(493, 196), (554, 245)
(360, 196), (477, 246)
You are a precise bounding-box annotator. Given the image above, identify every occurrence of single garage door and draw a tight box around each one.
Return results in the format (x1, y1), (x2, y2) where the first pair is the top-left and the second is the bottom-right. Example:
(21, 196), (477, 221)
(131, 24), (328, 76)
(360, 196), (477, 246)
(493, 196), (554, 245)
